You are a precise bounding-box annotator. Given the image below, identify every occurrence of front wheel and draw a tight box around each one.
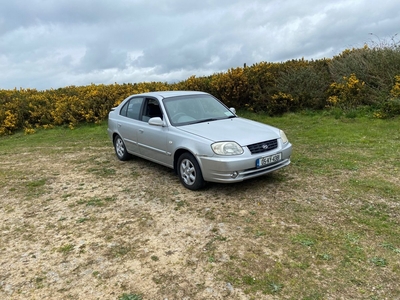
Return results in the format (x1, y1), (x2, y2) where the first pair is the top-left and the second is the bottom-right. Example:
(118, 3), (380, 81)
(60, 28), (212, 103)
(113, 135), (130, 161)
(177, 153), (205, 190)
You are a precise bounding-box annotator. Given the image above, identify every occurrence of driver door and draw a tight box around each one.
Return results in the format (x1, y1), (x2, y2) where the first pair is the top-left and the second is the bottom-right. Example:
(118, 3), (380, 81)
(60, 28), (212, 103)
(137, 98), (172, 167)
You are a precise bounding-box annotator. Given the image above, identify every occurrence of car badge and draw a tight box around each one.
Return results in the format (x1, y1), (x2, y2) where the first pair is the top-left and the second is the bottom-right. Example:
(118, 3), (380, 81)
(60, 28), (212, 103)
(262, 144), (269, 149)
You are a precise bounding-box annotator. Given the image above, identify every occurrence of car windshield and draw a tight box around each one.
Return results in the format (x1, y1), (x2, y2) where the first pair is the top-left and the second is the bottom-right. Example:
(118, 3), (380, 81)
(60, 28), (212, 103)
(163, 94), (236, 126)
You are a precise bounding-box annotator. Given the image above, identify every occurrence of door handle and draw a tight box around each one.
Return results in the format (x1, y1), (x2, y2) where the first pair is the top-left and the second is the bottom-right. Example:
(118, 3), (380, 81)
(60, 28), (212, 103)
(139, 129), (144, 133)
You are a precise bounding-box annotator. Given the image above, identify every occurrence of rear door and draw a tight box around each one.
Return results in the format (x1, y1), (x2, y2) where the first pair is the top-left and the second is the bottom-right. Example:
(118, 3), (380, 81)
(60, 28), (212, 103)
(117, 97), (144, 154)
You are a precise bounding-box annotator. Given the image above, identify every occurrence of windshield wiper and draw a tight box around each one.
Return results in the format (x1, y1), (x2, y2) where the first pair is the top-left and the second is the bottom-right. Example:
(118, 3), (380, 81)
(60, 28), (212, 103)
(197, 115), (237, 123)
(195, 118), (220, 124)
(195, 115), (236, 124)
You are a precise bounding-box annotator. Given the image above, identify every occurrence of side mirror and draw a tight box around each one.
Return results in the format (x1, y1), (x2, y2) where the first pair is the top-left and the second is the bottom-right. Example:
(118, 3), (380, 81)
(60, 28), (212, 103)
(148, 117), (165, 126)
(229, 107), (236, 114)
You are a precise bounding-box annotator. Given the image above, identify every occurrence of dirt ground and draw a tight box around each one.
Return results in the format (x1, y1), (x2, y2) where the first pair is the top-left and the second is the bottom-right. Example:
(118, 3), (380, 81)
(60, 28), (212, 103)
(2, 136), (399, 299)
(1, 145), (296, 299)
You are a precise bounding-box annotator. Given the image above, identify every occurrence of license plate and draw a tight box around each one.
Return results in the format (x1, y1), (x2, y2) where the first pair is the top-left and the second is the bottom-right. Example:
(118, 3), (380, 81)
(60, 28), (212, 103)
(256, 153), (282, 168)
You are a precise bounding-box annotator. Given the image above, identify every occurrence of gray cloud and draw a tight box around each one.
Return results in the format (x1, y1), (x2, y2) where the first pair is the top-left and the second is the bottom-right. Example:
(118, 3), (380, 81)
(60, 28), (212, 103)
(0, 0), (399, 90)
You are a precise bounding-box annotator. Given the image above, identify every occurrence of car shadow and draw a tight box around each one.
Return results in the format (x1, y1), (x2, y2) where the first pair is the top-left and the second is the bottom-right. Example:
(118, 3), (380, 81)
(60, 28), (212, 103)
(115, 154), (291, 194)
(204, 171), (290, 193)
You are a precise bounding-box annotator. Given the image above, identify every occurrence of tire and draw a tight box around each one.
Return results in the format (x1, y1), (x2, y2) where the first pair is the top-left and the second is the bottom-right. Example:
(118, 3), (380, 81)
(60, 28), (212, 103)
(113, 135), (130, 161)
(177, 152), (205, 190)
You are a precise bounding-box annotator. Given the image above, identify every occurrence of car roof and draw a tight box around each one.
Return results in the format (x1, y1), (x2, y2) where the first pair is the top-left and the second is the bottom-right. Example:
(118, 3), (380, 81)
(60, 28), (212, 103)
(133, 91), (209, 99)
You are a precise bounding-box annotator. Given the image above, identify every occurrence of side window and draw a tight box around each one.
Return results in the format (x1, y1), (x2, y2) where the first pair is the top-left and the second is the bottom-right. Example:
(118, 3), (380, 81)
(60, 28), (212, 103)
(141, 98), (163, 122)
(120, 97), (143, 120)
(120, 101), (129, 117)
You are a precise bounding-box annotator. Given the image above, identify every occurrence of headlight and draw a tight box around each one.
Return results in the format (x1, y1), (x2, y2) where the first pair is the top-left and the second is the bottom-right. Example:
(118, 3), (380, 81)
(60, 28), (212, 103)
(280, 130), (289, 144)
(211, 141), (244, 155)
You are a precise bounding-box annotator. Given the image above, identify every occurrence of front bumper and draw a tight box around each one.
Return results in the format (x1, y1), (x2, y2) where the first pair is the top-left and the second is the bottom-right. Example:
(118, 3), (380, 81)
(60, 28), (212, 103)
(198, 143), (292, 183)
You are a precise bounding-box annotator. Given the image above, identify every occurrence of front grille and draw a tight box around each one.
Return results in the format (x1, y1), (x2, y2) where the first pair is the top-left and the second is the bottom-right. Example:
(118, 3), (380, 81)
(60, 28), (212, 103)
(247, 139), (278, 154)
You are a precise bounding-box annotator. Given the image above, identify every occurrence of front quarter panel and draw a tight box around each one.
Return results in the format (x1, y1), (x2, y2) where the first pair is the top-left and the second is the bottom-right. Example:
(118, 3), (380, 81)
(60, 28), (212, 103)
(167, 127), (215, 166)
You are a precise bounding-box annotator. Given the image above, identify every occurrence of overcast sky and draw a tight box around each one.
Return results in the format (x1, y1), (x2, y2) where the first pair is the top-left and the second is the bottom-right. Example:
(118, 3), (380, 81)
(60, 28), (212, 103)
(1, 0), (399, 91)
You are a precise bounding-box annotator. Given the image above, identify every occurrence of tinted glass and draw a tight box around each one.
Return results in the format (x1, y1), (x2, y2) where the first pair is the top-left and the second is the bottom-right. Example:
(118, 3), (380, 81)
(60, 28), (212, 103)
(120, 97), (143, 120)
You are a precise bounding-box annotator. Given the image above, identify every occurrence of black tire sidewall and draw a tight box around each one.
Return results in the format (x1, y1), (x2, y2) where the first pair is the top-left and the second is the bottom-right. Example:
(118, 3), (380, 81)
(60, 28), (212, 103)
(177, 152), (205, 190)
(114, 135), (130, 161)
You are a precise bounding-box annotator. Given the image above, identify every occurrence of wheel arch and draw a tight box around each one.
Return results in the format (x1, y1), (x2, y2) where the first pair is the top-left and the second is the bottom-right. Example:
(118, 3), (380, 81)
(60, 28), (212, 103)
(175, 150), (206, 190)
(173, 148), (200, 174)
(112, 132), (120, 142)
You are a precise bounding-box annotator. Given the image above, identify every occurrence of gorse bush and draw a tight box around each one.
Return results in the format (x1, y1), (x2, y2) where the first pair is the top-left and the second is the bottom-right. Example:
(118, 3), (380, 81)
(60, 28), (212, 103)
(327, 73), (367, 110)
(1, 38), (399, 135)
(277, 60), (331, 110)
(391, 75), (400, 98)
(0, 82), (170, 134)
(244, 61), (282, 113)
(378, 75), (400, 118)
(329, 40), (400, 105)
(211, 67), (250, 108)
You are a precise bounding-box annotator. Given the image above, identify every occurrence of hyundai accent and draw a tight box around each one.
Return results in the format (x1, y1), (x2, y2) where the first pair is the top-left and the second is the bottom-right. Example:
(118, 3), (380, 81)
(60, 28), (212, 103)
(107, 91), (292, 190)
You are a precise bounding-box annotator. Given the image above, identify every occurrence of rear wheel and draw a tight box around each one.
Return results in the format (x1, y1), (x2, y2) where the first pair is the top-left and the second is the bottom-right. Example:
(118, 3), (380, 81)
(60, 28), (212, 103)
(177, 153), (205, 190)
(113, 135), (130, 161)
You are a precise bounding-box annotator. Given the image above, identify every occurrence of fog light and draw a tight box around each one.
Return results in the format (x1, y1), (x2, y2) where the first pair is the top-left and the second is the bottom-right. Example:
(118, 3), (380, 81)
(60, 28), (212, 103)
(231, 171), (239, 178)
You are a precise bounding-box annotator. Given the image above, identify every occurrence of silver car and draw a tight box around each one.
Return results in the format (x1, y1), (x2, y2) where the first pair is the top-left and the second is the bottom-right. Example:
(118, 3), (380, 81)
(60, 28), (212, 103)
(107, 91), (292, 190)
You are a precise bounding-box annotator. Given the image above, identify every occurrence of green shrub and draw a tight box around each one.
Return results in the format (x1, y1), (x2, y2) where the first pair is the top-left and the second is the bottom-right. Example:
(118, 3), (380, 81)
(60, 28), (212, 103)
(276, 59), (331, 110)
(329, 40), (400, 106)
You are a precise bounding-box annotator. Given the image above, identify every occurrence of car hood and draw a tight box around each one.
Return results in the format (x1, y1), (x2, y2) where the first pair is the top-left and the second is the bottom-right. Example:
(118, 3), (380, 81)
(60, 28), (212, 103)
(177, 117), (280, 146)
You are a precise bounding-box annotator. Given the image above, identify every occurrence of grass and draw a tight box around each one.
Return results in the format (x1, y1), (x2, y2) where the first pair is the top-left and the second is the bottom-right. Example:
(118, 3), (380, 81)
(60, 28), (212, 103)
(77, 196), (116, 207)
(1, 114), (399, 299)
(56, 243), (75, 255)
(118, 293), (143, 300)
(224, 111), (400, 298)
